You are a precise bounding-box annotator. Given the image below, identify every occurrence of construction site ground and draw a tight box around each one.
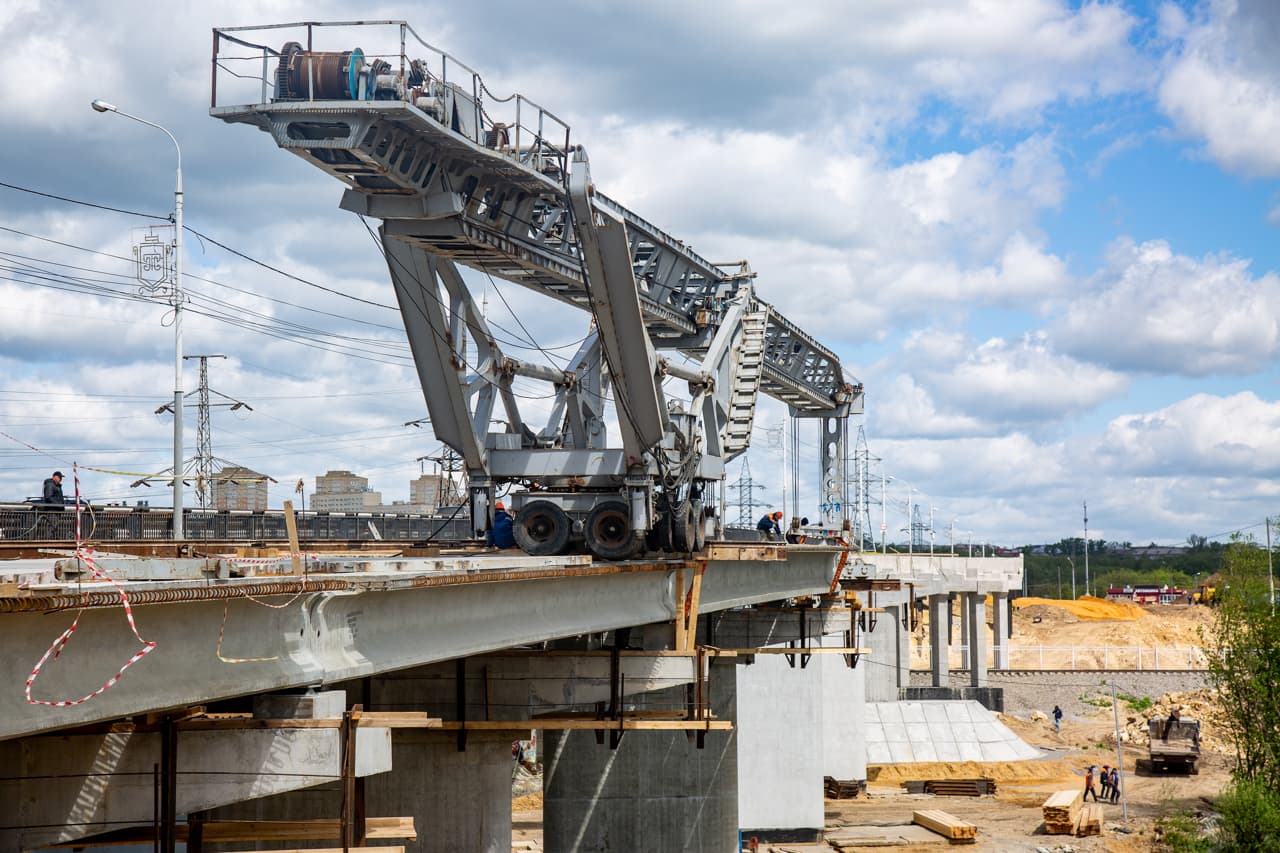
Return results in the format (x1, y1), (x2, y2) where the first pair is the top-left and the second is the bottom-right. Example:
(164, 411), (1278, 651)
(508, 600), (1231, 851)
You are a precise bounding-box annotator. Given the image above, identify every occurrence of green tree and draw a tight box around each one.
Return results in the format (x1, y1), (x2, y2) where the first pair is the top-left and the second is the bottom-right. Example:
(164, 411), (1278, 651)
(1207, 534), (1280, 792)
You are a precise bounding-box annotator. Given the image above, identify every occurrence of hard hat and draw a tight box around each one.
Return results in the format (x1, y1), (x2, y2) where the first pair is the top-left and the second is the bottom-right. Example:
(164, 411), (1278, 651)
(773, 511), (783, 519)
(495, 501), (505, 510)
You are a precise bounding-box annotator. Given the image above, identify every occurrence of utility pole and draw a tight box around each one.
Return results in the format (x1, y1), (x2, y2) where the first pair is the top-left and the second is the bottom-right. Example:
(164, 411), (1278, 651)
(1083, 500), (1090, 598)
(1268, 516), (1275, 617)
(881, 473), (892, 554)
(929, 503), (935, 556)
(1109, 681), (1129, 822)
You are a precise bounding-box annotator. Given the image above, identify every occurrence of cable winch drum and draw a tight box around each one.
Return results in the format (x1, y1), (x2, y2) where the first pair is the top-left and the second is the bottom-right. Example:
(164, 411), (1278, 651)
(276, 43), (367, 100)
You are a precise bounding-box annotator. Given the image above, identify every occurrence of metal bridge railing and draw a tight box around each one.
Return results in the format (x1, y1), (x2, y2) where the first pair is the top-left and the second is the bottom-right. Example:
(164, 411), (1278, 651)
(909, 642), (1214, 671)
(0, 504), (473, 544)
(210, 20), (573, 186)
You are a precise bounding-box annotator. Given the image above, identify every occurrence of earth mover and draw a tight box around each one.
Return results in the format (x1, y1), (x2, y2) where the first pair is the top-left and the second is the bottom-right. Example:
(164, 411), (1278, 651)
(1147, 715), (1200, 774)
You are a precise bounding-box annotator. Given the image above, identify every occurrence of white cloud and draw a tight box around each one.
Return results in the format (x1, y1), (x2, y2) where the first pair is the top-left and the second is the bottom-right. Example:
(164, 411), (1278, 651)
(1095, 391), (1280, 478)
(1158, 0), (1280, 176)
(1055, 238), (1280, 375)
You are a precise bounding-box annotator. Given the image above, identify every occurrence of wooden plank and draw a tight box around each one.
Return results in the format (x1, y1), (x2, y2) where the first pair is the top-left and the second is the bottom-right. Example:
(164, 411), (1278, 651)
(720, 647), (872, 655)
(912, 809), (977, 840)
(1042, 788), (1083, 835)
(176, 714), (439, 731)
(282, 499), (302, 574)
(220, 848), (402, 853)
(42, 818), (416, 847)
(436, 719), (733, 731)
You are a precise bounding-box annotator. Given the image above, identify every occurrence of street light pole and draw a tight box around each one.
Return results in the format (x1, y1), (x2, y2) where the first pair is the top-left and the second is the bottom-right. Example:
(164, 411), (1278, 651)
(91, 99), (184, 539)
(881, 473), (892, 555)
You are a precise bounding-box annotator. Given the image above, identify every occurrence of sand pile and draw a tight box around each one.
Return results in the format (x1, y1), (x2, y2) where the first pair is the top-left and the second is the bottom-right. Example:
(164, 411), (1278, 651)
(1014, 595), (1147, 621)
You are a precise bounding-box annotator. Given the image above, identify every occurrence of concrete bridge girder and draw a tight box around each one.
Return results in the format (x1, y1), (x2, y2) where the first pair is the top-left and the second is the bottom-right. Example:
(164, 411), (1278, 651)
(3, 550), (840, 741)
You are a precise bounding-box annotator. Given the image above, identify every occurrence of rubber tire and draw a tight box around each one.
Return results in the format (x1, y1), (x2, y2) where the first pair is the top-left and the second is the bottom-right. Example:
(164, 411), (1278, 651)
(647, 508), (673, 553)
(584, 500), (642, 562)
(513, 499), (572, 556)
(691, 499), (707, 552)
(671, 500), (696, 552)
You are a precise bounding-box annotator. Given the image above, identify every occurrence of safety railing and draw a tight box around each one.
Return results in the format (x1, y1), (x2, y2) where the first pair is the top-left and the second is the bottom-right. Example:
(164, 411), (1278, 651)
(210, 20), (573, 186)
(910, 642), (1214, 671)
(0, 504), (473, 543)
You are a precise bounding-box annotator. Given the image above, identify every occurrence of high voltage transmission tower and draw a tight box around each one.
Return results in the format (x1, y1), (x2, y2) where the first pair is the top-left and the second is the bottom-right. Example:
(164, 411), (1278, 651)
(140, 355), (260, 507)
(416, 445), (468, 507)
(911, 503), (927, 550)
(728, 457), (766, 527)
(849, 425), (880, 550)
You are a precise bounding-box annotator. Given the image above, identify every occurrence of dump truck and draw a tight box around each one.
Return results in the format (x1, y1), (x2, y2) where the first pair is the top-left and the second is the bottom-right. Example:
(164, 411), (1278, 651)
(1148, 715), (1200, 773)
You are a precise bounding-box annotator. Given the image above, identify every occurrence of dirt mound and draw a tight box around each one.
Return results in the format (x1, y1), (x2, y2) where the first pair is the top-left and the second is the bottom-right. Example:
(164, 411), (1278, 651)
(1014, 595), (1147, 621)
(1106, 689), (1233, 754)
(866, 759), (1077, 785)
(512, 791), (544, 811)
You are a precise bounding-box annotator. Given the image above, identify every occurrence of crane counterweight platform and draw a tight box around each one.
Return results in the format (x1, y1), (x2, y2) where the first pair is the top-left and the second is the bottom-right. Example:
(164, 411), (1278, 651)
(210, 20), (863, 558)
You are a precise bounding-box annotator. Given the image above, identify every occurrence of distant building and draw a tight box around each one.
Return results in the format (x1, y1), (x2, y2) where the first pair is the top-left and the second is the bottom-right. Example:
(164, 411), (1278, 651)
(409, 474), (444, 513)
(212, 466), (270, 511)
(312, 470), (382, 513)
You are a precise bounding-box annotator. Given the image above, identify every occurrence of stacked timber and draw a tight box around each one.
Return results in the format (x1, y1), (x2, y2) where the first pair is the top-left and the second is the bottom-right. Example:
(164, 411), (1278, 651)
(903, 779), (997, 797)
(1042, 789), (1083, 835)
(912, 809), (978, 843)
(1076, 803), (1104, 837)
(825, 776), (864, 798)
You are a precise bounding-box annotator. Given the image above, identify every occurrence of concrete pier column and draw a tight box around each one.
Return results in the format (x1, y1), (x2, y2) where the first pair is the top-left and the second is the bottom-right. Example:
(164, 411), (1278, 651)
(863, 592), (906, 702)
(818, 633), (867, 786)
(737, 650), (823, 842)
(543, 675), (737, 852)
(991, 592), (1010, 669)
(928, 593), (950, 688)
(967, 593), (988, 688)
(958, 592), (971, 665)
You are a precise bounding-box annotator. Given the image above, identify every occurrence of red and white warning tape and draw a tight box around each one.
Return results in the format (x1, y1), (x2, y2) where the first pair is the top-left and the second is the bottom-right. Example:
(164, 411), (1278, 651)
(26, 463), (158, 707)
(224, 554), (321, 566)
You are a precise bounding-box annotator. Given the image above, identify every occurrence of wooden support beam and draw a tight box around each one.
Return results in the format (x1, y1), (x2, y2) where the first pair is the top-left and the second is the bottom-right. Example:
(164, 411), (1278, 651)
(173, 712), (441, 732)
(282, 500), (303, 575)
(912, 809), (977, 841)
(436, 719), (733, 732)
(702, 647), (871, 656)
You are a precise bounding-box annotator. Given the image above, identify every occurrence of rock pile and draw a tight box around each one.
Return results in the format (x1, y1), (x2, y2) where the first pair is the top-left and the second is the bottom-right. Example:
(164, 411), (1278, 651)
(1107, 689), (1232, 753)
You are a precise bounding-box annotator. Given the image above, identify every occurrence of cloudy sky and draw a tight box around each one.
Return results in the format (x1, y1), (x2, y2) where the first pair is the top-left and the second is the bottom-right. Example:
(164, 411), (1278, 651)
(1, 0), (1278, 546)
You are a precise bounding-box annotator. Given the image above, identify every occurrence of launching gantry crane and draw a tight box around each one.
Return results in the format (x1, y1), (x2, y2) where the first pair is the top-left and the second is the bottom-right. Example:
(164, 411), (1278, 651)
(211, 21), (862, 559)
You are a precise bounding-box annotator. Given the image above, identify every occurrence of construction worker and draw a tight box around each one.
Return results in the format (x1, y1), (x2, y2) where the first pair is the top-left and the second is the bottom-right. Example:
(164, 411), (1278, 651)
(1083, 766), (1099, 802)
(1052, 705), (1063, 734)
(1099, 764), (1112, 800)
(1109, 766), (1121, 803)
(487, 501), (515, 549)
(41, 471), (65, 507)
(757, 510), (783, 541)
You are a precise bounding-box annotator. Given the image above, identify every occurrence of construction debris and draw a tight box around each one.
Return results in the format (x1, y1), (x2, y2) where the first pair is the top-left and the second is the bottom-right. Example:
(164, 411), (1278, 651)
(1042, 789), (1083, 835)
(912, 809), (977, 843)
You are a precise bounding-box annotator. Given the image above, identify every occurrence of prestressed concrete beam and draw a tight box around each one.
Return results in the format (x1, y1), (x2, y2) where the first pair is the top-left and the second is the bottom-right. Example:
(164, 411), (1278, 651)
(0, 726), (392, 850)
(2, 550), (838, 741)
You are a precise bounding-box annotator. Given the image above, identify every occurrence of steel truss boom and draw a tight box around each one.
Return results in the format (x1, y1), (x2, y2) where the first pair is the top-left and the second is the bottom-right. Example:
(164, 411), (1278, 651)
(210, 20), (863, 554)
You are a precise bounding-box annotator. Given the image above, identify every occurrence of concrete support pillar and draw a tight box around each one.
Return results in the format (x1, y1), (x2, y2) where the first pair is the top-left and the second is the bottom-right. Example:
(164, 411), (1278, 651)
(737, 651), (823, 842)
(863, 594), (905, 702)
(958, 592), (971, 664)
(928, 594), (950, 688)
(543, 675), (737, 852)
(967, 593), (988, 688)
(991, 592), (1010, 669)
(818, 633), (866, 785)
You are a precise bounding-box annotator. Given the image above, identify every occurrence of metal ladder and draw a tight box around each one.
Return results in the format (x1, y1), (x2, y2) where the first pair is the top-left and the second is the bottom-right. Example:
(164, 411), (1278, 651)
(723, 309), (768, 456)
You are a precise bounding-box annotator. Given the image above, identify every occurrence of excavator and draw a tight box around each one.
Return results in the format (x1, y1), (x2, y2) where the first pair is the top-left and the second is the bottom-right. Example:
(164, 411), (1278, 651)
(210, 21), (861, 559)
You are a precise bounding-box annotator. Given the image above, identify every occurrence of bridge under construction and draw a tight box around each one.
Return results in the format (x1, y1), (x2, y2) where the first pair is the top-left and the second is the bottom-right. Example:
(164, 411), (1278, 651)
(0, 20), (1024, 853)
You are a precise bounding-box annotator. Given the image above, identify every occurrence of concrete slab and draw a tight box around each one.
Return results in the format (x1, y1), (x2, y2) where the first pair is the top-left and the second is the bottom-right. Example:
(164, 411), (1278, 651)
(865, 700), (1041, 766)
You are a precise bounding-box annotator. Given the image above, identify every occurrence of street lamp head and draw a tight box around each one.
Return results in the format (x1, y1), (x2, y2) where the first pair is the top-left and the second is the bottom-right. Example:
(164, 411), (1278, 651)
(90, 99), (117, 113)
